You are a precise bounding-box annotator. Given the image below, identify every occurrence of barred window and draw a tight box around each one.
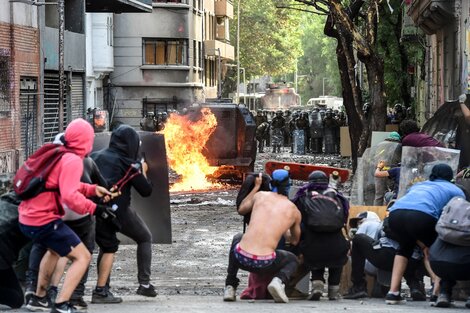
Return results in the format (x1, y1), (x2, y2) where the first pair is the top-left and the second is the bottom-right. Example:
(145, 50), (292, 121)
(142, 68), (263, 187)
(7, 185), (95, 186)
(0, 55), (11, 112)
(143, 38), (188, 66)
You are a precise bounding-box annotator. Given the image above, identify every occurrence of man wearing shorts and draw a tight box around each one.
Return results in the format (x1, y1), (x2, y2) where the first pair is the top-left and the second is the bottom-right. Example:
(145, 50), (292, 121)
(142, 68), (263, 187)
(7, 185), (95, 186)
(19, 118), (112, 313)
(223, 172), (301, 303)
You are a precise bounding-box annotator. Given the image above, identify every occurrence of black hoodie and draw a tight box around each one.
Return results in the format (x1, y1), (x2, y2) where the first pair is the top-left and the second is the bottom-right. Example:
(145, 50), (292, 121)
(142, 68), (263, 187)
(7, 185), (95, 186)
(91, 125), (152, 213)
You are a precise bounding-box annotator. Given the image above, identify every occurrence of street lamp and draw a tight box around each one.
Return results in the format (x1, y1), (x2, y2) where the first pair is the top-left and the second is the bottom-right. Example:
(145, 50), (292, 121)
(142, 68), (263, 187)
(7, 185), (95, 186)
(322, 77), (329, 96)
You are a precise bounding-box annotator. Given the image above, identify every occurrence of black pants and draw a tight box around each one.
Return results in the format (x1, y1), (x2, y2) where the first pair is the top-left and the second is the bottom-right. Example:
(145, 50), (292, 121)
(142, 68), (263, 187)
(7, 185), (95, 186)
(430, 260), (470, 295)
(225, 233), (299, 288)
(0, 267), (24, 308)
(26, 215), (95, 299)
(96, 207), (152, 285)
(351, 234), (422, 288)
(311, 267), (342, 285)
(388, 209), (437, 258)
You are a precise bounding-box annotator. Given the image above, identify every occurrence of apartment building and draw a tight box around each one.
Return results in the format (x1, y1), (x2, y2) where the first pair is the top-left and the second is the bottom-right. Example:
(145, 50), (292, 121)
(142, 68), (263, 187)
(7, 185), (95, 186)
(108, 0), (235, 127)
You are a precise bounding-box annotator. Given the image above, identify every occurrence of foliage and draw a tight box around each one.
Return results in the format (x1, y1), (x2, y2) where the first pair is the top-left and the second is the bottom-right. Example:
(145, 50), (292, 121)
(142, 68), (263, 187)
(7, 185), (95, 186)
(230, 0), (304, 78)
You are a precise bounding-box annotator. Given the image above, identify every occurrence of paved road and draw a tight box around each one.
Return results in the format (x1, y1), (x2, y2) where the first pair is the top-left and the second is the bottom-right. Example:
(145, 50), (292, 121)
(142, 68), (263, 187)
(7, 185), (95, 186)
(6, 295), (470, 313)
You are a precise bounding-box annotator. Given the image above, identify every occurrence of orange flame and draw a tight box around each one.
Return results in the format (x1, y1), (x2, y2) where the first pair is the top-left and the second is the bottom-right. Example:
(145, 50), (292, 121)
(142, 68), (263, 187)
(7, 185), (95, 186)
(160, 108), (219, 191)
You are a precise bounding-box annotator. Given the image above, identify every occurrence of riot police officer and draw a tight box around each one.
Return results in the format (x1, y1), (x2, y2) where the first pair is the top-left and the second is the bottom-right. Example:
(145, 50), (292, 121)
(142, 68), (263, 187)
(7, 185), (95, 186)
(294, 111), (310, 154)
(283, 110), (292, 147)
(288, 111), (300, 153)
(309, 108), (324, 154)
(255, 122), (270, 153)
(391, 103), (405, 124)
(323, 109), (339, 154)
(140, 112), (157, 131)
(270, 110), (286, 153)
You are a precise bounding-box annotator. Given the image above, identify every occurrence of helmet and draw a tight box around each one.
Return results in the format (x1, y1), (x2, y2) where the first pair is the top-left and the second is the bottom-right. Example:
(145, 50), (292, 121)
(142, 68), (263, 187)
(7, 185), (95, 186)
(276, 110), (283, 116)
(325, 109), (333, 117)
(301, 111), (308, 119)
(308, 170), (328, 184)
(394, 103), (403, 111)
(256, 110), (263, 115)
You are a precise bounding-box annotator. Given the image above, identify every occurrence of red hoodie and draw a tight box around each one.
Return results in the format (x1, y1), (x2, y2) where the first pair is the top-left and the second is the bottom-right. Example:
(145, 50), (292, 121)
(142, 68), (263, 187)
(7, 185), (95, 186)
(19, 118), (98, 226)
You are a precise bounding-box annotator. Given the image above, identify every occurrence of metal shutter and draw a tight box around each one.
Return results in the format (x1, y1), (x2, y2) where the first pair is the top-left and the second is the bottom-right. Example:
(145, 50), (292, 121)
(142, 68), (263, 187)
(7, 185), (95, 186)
(43, 71), (67, 143)
(70, 74), (84, 120)
(19, 78), (38, 158)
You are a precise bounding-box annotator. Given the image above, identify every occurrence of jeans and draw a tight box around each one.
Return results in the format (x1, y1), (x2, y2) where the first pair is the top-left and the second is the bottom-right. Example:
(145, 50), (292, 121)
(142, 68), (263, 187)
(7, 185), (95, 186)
(225, 233), (299, 288)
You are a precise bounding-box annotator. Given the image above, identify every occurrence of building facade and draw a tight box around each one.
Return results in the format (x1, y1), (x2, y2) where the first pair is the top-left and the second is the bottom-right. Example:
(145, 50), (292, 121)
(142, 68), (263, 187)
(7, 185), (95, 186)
(108, 0), (235, 127)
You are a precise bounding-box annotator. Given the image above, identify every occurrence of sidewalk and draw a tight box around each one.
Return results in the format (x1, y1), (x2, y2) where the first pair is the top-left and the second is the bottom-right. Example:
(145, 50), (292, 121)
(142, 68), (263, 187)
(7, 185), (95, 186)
(7, 295), (470, 313)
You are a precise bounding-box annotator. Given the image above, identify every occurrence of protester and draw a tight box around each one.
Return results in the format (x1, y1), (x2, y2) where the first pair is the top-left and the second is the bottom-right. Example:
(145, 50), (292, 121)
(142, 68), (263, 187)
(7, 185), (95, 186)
(385, 163), (465, 305)
(91, 124), (154, 302)
(293, 170), (349, 301)
(374, 160), (401, 206)
(344, 211), (425, 301)
(399, 119), (443, 147)
(223, 171), (301, 303)
(19, 118), (112, 313)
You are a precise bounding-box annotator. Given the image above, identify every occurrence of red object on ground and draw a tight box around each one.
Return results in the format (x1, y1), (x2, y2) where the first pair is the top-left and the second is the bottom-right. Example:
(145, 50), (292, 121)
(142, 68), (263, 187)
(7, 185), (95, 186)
(264, 160), (350, 182)
(240, 273), (273, 300)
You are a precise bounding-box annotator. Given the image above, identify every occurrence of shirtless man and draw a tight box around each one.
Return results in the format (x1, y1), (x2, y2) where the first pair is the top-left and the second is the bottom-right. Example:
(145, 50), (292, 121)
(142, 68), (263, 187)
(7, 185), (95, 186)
(223, 172), (301, 303)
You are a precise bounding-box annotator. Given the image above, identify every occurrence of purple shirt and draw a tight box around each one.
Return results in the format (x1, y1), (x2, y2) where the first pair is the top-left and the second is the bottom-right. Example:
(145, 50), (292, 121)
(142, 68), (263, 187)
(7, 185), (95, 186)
(402, 132), (444, 148)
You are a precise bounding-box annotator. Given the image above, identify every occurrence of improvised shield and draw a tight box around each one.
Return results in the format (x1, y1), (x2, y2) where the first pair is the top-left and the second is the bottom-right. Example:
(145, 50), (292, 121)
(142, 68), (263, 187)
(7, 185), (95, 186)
(292, 129), (305, 155)
(93, 131), (172, 244)
(398, 146), (460, 198)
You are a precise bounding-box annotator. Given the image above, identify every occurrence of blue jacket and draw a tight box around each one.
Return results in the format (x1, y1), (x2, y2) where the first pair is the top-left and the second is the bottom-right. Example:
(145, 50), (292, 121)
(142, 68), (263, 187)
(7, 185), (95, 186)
(389, 179), (465, 219)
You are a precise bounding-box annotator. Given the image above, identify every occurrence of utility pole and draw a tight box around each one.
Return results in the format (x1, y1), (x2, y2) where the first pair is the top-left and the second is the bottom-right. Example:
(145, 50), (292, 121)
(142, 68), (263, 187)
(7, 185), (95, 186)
(236, 0), (241, 104)
(58, 0), (64, 131)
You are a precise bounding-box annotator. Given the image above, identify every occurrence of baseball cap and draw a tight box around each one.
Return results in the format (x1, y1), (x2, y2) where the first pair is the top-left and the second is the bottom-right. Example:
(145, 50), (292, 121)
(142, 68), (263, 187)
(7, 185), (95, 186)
(348, 211), (380, 228)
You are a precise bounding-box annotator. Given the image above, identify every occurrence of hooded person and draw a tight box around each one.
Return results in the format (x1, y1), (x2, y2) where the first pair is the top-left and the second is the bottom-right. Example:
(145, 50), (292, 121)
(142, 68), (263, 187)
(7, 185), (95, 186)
(384, 163), (465, 305)
(18, 118), (112, 313)
(293, 170), (350, 301)
(90, 124), (154, 302)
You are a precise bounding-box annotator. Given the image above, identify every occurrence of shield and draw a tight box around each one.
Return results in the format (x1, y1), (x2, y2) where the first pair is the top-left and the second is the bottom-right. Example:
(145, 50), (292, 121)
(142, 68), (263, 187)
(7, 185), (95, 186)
(93, 131), (172, 244)
(293, 129), (305, 154)
(398, 146), (460, 198)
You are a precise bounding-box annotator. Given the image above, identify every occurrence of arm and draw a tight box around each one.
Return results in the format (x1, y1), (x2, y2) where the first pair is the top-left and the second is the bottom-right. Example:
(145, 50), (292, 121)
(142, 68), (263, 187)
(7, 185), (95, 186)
(289, 209), (302, 246)
(130, 171), (153, 197)
(374, 160), (390, 178)
(238, 173), (263, 216)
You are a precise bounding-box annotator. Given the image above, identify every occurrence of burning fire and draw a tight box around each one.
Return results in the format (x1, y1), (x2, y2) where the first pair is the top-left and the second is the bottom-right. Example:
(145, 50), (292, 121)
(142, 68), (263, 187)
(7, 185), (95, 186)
(160, 108), (219, 191)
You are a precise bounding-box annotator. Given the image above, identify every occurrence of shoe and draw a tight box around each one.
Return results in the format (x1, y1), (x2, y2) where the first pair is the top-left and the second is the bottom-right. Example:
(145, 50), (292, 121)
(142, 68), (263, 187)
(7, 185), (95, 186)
(24, 285), (35, 305)
(267, 277), (289, 303)
(47, 286), (58, 304)
(51, 301), (75, 313)
(26, 294), (51, 312)
(385, 292), (406, 305)
(136, 284), (157, 297)
(70, 297), (87, 312)
(328, 285), (340, 300)
(465, 296), (470, 308)
(435, 293), (451, 308)
(430, 294), (438, 306)
(343, 285), (368, 300)
(410, 288), (426, 301)
(308, 280), (324, 301)
(223, 285), (236, 302)
(91, 287), (122, 304)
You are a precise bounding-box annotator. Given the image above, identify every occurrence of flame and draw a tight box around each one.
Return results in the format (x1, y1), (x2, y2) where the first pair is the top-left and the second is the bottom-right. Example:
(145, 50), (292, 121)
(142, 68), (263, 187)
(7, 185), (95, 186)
(160, 108), (219, 191)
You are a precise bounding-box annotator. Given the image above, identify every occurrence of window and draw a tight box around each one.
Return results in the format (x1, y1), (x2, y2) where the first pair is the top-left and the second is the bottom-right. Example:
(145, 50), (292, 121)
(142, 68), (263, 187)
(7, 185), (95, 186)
(143, 39), (188, 65)
(0, 55), (11, 112)
(153, 0), (188, 3)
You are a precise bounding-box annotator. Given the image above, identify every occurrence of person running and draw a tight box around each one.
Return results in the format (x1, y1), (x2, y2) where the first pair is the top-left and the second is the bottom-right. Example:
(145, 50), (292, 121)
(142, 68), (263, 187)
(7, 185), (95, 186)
(223, 172), (301, 303)
(19, 118), (113, 313)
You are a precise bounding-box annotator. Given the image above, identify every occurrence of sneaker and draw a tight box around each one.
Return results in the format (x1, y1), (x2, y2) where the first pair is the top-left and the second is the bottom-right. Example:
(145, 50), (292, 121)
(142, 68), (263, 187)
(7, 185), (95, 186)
(51, 301), (75, 313)
(343, 285), (368, 300)
(435, 293), (451, 308)
(70, 297), (87, 312)
(136, 284), (157, 297)
(429, 294), (438, 306)
(308, 280), (324, 301)
(24, 286), (35, 305)
(385, 292), (406, 305)
(91, 287), (122, 304)
(410, 288), (426, 301)
(47, 286), (58, 304)
(328, 285), (340, 300)
(26, 294), (51, 312)
(285, 287), (308, 300)
(267, 277), (289, 303)
(223, 285), (236, 302)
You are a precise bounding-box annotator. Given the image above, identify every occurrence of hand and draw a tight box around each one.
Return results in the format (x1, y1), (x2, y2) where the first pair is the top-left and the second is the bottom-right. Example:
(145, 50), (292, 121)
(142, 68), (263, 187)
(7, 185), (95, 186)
(377, 160), (385, 169)
(141, 160), (148, 177)
(254, 172), (262, 189)
(94, 204), (121, 230)
(96, 186), (112, 202)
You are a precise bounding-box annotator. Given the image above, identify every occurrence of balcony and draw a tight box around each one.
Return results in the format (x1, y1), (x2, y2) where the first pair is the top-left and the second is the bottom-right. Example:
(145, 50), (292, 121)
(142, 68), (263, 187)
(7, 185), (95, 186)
(86, 0), (152, 12)
(204, 40), (235, 61)
(407, 0), (454, 35)
(215, 0), (233, 19)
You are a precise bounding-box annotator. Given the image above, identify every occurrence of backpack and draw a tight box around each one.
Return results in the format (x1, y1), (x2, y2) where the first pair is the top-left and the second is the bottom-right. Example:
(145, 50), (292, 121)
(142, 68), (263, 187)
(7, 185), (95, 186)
(297, 188), (345, 232)
(13, 143), (70, 200)
(436, 196), (470, 246)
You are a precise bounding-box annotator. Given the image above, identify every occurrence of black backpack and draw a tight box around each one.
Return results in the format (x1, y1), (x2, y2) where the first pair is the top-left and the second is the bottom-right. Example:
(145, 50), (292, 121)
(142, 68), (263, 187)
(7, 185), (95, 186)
(297, 188), (345, 232)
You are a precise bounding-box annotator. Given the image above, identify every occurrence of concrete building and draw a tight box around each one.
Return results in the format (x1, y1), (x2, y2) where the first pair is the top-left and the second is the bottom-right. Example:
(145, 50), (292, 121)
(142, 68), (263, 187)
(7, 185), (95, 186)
(407, 0), (470, 116)
(0, 1), (39, 184)
(108, 0), (235, 127)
